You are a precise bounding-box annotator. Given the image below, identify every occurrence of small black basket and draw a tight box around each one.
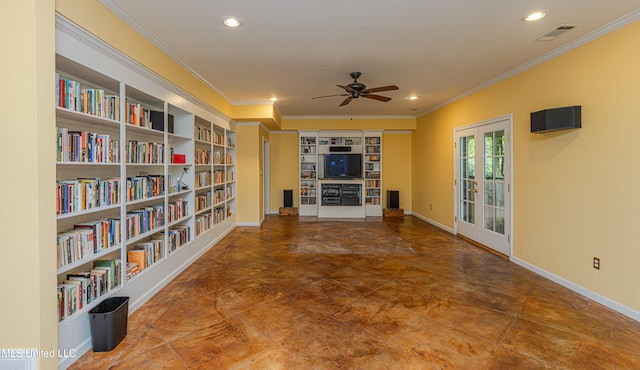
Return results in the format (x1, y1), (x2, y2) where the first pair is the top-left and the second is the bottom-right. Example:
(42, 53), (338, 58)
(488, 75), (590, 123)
(88, 296), (129, 352)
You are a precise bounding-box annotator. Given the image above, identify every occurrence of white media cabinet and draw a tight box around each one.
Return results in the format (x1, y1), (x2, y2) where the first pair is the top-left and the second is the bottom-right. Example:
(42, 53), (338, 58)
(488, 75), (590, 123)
(299, 131), (382, 218)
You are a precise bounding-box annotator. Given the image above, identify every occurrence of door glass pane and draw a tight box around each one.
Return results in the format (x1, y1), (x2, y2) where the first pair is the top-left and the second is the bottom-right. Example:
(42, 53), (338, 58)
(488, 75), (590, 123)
(484, 206), (494, 231)
(461, 158), (467, 178)
(485, 132), (493, 156)
(484, 182), (494, 206)
(495, 182), (505, 207)
(495, 208), (505, 234)
(459, 134), (475, 225)
(485, 157), (493, 180)
(495, 157), (504, 180)
(494, 130), (505, 156)
(482, 128), (506, 235)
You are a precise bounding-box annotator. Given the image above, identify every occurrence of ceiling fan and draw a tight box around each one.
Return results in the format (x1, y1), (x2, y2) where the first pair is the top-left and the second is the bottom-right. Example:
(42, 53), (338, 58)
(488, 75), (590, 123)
(312, 72), (399, 106)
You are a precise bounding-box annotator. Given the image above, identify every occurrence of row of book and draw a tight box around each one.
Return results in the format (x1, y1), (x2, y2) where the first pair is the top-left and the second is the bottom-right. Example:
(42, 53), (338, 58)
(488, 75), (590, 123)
(168, 226), (190, 252)
(365, 137), (381, 145)
(57, 218), (122, 268)
(127, 239), (163, 276)
(365, 172), (381, 179)
(195, 213), (213, 236)
(167, 198), (188, 223)
(195, 148), (211, 165)
(126, 204), (165, 239)
(57, 178), (120, 215)
(56, 73), (120, 121)
(195, 192), (212, 213)
(365, 197), (382, 205)
(213, 131), (226, 146)
(365, 189), (381, 197)
(365, 146), (381, 153)
(212, 151), (234, 165)
(57, 128), (120, 163)
(125, 101), (152, 128)
(126, 175), (165, 201)
(365, 154), (381, 162)
(365, 163), (381, 171)
(195, 126), (212, 142)
(57, 259), (122, 322)
(365, 179), (381, 188)
(301, 197), (317, 205)
(214, 189), (225, 204)
(213, 207), (226, 225)
(195, 171), (211, 188)
(226, 185), (233, 200)
(126, 140), (165, 164)
(300, 187), (316, 197)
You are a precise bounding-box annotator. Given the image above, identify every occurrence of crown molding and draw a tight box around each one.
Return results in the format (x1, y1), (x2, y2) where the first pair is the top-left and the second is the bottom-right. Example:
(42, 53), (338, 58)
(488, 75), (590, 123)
(99, 0), (233, 104)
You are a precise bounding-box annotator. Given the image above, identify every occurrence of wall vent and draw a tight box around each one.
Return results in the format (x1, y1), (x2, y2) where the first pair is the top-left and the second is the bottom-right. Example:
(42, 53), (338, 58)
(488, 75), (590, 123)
(535, 24), (578, 41)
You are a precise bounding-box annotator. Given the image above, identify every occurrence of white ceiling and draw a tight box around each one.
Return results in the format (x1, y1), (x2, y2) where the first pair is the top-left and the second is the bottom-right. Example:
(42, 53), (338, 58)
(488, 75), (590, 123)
(100, 1), (640, 119)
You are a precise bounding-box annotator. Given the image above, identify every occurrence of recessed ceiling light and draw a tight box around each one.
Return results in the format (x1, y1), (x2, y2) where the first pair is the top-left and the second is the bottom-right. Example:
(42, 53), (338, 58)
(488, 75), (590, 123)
(524, 12), (546, 22)
(270, 97), (278, 102)
(223, 17), (241, 28)
(408, 96), (419, 100)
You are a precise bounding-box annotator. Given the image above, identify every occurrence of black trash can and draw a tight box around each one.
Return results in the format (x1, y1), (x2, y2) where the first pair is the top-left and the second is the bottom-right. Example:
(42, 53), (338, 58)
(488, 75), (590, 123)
(89, 296), (129, 352)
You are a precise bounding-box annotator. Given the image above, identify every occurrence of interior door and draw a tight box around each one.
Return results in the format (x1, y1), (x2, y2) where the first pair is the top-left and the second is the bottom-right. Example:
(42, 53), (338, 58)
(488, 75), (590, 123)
(455, 117), (511, 255)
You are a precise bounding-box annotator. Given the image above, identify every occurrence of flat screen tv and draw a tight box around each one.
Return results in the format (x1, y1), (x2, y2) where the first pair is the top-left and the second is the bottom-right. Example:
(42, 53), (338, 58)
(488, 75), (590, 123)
(324, 154), (362, 179)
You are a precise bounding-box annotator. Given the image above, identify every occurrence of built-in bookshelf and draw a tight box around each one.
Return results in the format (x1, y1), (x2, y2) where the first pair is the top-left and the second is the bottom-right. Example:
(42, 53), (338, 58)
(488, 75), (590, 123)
(55, 19), (237, 368)
(299, 133), (318, 215)
(364, 133), (383, 216)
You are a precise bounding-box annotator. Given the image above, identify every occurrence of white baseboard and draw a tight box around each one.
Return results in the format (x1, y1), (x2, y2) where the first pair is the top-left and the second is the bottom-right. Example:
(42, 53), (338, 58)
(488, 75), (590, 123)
(411, 212), (455, 234)
(236, 221), (262, 226)
(511, 256), (640, 323)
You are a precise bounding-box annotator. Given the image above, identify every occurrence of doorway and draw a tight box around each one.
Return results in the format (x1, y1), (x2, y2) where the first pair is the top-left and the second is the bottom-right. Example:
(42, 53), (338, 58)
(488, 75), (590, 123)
(263, 137), (270, 216)
(454, 115), (512, 255)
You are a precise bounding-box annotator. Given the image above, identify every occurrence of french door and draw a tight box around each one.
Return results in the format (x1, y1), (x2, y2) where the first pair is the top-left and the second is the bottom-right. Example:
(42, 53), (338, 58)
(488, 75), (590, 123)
(454, 116), (511, 255)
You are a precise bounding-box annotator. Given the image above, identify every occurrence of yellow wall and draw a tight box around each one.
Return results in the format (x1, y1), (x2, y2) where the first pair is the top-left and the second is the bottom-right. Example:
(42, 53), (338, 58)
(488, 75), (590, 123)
(236, 124), (261, 223)
(414, 20), (640, 311)
(0, 0), (57, 368)
(269, 132), (299, 211)
(382, 133), (412, 211)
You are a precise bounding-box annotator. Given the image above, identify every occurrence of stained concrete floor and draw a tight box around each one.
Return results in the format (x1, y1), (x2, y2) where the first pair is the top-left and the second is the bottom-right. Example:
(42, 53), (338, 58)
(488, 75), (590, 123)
(69, 215), (640, 369)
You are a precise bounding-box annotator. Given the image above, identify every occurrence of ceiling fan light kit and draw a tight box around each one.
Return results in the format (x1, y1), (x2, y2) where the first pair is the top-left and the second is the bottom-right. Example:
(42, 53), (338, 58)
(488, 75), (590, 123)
(312, 72), (399, 107)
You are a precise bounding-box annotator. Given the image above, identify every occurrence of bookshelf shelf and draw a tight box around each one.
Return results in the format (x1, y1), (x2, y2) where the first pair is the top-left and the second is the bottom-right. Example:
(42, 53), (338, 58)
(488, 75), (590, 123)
(55, 31), (235, 362)
(56, 245), (122, 275)
(125, 225), (165, 245)
(168, 215), (193, 228)
(56, 107), (121, 127)
(56, 204), (121, 220)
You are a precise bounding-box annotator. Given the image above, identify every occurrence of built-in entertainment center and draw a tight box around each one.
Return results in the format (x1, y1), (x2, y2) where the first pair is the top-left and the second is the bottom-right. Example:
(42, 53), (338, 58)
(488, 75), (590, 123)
(299, 131), (382, 218)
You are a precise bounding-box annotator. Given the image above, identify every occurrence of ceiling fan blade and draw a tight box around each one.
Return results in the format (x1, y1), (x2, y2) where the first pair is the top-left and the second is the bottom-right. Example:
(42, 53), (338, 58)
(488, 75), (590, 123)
(311, 93), (349, 99)
(339, 97), (353, 106)
(366, 85), (399, 93)
(363, 94), (392, 102)
(337, 84), (356, 93)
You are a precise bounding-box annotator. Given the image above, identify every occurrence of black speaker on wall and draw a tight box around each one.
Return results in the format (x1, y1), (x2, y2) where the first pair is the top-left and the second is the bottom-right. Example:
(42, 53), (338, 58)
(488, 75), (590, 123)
(387, 190), (399, 209)
(283, 189), (293, 208)
(530, 105), (581, 133)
